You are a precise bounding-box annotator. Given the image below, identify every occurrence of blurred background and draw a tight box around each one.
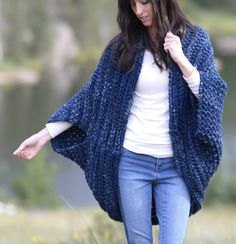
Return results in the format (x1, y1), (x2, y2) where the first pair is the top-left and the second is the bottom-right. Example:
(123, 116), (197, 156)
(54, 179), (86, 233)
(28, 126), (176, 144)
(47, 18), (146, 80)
(0, 0), (235, 243)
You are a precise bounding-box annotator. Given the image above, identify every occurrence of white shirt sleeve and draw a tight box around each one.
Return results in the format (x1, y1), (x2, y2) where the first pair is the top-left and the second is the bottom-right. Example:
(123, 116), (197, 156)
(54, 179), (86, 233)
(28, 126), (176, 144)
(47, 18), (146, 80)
(45, 121), (73, 138)
(182, 67), (200, 100)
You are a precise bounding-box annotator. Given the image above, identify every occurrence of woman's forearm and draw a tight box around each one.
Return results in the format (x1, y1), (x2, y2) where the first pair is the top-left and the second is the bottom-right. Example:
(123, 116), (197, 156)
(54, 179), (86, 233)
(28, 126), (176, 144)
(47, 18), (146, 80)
(45, 121), (73, 138)
(176, 55), (195, 79)
(176, 55), (200, 99)
(37, 127), (53, 145)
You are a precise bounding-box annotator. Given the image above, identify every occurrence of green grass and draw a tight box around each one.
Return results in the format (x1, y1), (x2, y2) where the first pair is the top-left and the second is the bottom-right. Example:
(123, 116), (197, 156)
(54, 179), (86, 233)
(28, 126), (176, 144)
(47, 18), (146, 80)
(0, 204), (235, 243)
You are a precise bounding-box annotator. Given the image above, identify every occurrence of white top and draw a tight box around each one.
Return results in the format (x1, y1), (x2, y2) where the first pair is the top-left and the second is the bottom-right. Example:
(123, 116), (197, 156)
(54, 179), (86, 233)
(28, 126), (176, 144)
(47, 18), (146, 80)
(45, 120), (72, 139)
(46, 50), (200, 158)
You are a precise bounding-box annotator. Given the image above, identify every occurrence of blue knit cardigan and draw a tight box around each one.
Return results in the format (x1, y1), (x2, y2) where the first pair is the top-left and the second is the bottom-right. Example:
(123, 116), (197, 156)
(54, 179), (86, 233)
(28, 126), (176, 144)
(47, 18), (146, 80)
(47, 25), (228, 225)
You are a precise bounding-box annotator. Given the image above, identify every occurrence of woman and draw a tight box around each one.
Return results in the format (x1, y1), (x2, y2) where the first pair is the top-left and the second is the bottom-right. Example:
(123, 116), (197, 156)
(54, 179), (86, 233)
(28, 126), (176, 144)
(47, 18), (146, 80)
(14, 0), (228, 243)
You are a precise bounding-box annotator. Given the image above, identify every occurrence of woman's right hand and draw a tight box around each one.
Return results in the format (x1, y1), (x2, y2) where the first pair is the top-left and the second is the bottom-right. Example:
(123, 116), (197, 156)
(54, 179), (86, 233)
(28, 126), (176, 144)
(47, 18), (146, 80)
(13, 128), (52, 160)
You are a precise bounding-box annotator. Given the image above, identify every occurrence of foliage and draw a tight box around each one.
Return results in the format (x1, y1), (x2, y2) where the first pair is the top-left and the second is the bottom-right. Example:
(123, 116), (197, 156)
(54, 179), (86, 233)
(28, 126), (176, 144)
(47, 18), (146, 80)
(193, 0), (236, 12)
(184, 3), (236, 36)
(0, 58), (43, 72)
(205, 170), (236, 205)
(75, 46), (102, 82)
(11, 148), (61, 208)
(2, 0), (53, 61)
(1, 0), (236, 67)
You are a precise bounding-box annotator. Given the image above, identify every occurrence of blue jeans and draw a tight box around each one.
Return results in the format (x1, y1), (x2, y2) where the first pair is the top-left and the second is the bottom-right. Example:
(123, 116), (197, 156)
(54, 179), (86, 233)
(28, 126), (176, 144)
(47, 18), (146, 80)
(118, 147), (191, 244)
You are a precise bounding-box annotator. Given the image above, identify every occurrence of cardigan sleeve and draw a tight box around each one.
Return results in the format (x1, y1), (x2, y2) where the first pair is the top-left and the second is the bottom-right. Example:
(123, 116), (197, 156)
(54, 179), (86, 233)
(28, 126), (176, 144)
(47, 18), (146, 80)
(193, 32), (228, 145)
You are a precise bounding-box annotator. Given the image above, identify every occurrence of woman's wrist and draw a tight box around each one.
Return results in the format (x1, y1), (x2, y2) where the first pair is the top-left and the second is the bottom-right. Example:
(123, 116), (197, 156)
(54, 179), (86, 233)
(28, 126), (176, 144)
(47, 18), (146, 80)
(37, 128), (52, 145)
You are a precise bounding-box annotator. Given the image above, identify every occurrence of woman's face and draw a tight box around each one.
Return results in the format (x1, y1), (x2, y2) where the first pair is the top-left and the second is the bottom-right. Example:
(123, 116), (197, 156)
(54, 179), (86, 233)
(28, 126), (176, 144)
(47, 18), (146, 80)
(130, 0), (154, 28)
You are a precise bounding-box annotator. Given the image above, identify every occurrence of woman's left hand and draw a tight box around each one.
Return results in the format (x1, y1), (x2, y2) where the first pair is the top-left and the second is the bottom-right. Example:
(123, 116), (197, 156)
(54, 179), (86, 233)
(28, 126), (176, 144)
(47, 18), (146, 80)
(163, 31), (185, 64)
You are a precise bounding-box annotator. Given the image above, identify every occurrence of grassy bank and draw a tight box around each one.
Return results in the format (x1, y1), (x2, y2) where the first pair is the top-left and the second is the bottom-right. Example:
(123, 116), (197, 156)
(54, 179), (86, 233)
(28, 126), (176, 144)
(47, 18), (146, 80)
(0, 204), (235, 243)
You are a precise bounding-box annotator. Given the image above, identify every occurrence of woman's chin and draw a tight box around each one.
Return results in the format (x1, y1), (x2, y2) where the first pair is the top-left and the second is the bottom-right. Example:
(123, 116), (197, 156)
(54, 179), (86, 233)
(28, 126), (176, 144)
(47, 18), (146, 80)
(142, 21), (152, 27)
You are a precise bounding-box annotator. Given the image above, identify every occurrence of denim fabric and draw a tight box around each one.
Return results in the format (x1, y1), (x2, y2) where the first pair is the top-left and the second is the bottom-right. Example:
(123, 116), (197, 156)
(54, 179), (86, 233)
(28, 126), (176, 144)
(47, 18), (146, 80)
(118, 147), (191, 244)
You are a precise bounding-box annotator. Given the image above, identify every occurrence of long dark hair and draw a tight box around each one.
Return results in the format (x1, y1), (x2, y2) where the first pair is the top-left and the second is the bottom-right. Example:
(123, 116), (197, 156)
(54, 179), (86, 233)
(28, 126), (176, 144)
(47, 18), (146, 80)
(111, 0), (196, 72)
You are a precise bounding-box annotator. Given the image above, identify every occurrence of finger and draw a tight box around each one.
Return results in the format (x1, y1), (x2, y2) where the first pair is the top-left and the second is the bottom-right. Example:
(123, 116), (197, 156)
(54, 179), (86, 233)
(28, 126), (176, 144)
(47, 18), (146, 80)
(165, 34), (179, 41)
(164, 40), (175, 46)
(23, 153), (30, 159)
(13, 149), (22, 156)
(165, 32), (179, 41)
(166, 31), (175, 38)
(13, 149), (22, 155)
(164, 41), (177, 46)
(15, 152), (25, 159)
(164, 41), (179, 49)
(21, 151), (31, 160)
(167, 31), (177, 37)
(27, 155), (33, 160)
(13, 146), (24, 155)
(164, 38), (178, 45)
(164, 46), (169, 53)
(163, 43), (173, 50)
(164, 35), (173, 41)
(13, 141), (29, 154)
(25, 152), (34, 160)
(164, 44), (175, 53)
(14, 149), (27, 158)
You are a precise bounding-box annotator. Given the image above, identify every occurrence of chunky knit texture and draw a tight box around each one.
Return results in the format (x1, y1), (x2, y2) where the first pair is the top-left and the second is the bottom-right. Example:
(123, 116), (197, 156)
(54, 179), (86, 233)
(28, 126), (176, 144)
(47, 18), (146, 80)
(47, 25), (228, 225)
